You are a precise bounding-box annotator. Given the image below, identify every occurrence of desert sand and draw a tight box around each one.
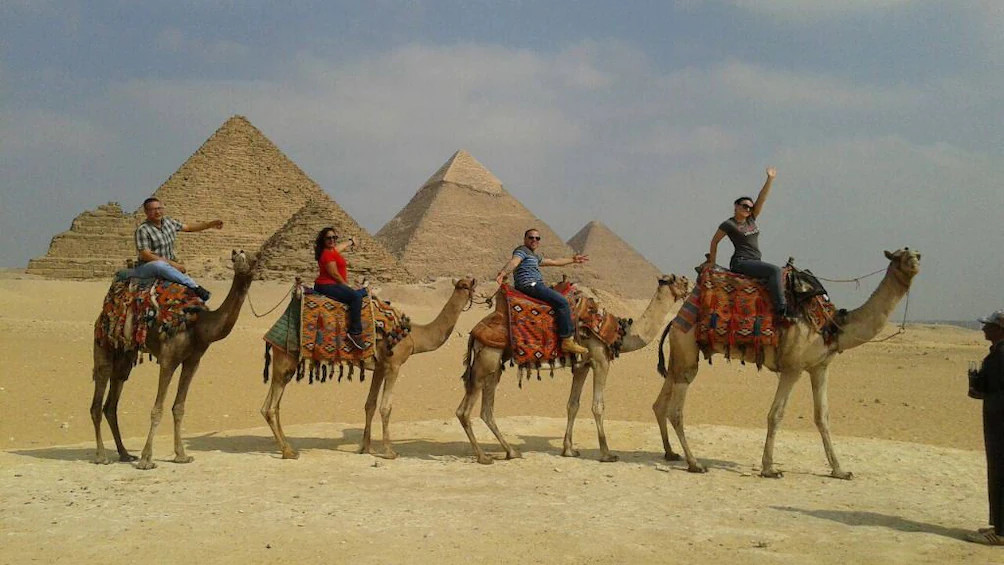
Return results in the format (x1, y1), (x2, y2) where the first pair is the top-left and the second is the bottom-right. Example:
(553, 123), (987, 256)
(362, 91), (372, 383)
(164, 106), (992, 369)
(0, 275), (997, 564)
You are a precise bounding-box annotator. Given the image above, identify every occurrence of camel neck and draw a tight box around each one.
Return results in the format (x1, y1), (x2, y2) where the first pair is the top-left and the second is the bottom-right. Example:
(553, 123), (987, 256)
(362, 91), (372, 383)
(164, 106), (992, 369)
(620, 285), (680, 353)
(410, 287), (469, 354)
(836, 265), (911, 351)
(199, 272), (253, 343)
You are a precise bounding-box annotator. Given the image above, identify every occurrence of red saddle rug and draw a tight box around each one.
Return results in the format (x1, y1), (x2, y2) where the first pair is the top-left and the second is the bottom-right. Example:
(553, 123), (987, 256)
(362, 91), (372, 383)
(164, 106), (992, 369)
(94, 278), (206, 352)
(504, 283), (580, 368)
(297, 291), (411, 379)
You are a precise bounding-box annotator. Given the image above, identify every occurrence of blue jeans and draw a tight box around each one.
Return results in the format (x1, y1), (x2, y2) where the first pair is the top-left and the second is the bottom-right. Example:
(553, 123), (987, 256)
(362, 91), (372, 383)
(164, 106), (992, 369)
(314, 283), (368, 335)
(518, 283), (573, 338)
(128, 260), (199, 289)
(731, 258), (786, 313)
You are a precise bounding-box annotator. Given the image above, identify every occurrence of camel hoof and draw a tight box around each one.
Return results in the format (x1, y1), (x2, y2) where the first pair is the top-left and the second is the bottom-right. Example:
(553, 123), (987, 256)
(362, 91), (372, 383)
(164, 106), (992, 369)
(664, 452), (682, 462)
(93, 455), (111, 465)
(356, 445), (371, 455)
(687, 463), (707, 474)
(118, 453), (138, 462)
(600, 454), (620, 463)
(172, 455), (194, 464)
(831, 470), (854, 480)
(381, 450), (399, 460)
(561, 448), (581, 458)
(135, 459), (157, 470)
(760, 469), (783, 479)
(505, 450), (522, 460)
(476, 455), (494, 465)
(281, 449), (300, 460)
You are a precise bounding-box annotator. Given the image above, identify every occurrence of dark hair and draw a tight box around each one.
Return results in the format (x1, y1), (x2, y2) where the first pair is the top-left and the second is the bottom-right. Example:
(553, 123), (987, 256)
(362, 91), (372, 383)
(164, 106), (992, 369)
(314, 227), (337, 261)
(734, 196), (754, 207)
(142, 197), (161, 210)
(524, 228), (539, 238)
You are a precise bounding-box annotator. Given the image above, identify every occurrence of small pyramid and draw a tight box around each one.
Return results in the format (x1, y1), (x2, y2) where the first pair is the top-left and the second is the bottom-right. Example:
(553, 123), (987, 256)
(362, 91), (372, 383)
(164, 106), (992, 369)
(376, 150), (576, 282)
(567, 220), (664, 298)
(27, 116), (334, 279)
(256, 198), (413, 283)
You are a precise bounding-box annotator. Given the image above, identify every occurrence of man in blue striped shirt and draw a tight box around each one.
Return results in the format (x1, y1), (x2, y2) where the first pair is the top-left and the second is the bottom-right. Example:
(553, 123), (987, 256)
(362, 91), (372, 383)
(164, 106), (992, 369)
(496, 229), (590, 355)
(128, 197), (223, 301)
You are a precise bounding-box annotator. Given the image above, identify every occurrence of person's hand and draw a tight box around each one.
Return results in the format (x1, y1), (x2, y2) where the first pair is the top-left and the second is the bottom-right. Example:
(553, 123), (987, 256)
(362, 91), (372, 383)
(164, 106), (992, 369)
(496, 272), (506, 286)
(211, 219), (224, 229)
(766, 167), (777, 179)
(349, 236), (356, 248)
(572, 254), (589, 264)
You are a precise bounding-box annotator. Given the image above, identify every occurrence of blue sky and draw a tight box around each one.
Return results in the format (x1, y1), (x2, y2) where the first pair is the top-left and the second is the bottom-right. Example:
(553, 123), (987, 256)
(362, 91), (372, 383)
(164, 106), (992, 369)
(1, 1), (1001, 320)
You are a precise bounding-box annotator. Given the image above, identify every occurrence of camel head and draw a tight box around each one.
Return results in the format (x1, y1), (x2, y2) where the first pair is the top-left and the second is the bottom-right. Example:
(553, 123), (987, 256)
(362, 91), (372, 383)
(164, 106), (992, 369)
(452, 276), (478, 293)
(657, 274), (691, 301)
(231, 249), (257, 276)
(883, 247), (921, 287)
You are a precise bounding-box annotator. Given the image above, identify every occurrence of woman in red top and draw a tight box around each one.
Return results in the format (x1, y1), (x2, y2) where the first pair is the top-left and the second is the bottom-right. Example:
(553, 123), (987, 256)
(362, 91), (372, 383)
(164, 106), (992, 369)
(313, 227), (367, 349)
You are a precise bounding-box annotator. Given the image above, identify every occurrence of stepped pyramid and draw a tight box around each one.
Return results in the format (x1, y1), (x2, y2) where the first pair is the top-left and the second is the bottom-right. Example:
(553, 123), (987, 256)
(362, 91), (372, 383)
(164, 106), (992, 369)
(376, 150), (575, 282)
(256, 198), (413, 283)
(27, 116), (333, 279)
(567, 220), (664, 298)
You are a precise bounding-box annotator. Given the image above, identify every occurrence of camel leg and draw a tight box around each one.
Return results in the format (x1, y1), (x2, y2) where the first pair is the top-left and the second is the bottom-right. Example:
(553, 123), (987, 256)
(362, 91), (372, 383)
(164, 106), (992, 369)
(665, 379), (705, 472)
(90, 344), (113, 464)
(169, 355), (203, 464)
(104, 359), (136, 462)
(651, 373), (681, 463)
(808, 365), (852, 480)
(480, 367), (521, 460)
(761, 370), (802, 478)
(136, 360), (180, 470)
(561, 364), (590, 457)
(455, 347), (496, 465)
(588, 355), (618, 462)
(376, 363), (403, 459)
(261, 350), (298, 459)
(358, 364), (386, 456)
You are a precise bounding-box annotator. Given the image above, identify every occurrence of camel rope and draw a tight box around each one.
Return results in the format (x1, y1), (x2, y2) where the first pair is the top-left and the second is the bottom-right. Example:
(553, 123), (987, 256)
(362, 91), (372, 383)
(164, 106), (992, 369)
(814, 267), (886, 289)
(246, 283), (296, 318)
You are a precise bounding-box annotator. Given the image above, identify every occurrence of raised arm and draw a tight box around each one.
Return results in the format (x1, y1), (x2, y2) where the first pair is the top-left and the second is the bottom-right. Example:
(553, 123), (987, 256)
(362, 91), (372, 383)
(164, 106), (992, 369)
(334, 237), (356, 253)
(181, 219), (224, 233)
(751, 167), (776, 218)
(707, 229), (726, 267)
(496, 255), (524, 286)
(540, 254), (589, 267)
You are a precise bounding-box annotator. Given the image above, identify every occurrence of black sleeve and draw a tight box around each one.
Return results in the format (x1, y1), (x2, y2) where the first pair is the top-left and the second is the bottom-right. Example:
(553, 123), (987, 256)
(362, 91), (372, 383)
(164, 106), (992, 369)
(979, 347), (1004, 395)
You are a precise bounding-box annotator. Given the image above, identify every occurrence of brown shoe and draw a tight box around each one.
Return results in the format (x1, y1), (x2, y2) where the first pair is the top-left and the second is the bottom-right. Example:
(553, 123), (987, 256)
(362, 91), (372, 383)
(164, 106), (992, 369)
(561, 337), (588, 356)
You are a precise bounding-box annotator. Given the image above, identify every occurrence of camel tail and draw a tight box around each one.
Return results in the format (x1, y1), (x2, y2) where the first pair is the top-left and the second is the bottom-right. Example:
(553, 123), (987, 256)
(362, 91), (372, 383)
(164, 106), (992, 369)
(263, 343), (272, 384)
(461, 335), (476, 391)
(656, 321), (673, 378)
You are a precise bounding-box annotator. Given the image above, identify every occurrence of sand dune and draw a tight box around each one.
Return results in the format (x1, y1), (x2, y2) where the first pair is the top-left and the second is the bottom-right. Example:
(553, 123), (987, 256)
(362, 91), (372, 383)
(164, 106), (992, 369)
(0, 277), (994, 563)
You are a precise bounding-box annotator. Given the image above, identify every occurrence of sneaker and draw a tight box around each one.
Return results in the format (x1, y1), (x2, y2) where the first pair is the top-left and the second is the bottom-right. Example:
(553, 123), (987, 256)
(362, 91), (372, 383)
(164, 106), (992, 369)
(346, 332), (365, 350)
(561, 336), (588, 356)
(193, 286), (211, 301)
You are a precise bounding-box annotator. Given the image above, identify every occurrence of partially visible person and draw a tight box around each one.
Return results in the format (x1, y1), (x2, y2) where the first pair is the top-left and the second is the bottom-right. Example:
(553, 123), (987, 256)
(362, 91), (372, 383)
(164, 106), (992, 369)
(313, 227), (367, 350)
(130, 197), (222, 301)
(968, 310), (1004, 545)
(495, 228), (589, 356)
(707, 167), (792, 318)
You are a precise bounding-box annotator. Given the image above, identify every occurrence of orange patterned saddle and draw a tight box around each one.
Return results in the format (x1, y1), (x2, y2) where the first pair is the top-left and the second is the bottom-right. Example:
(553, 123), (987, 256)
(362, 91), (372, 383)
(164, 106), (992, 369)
(470, 282), (630, 378)
(672, 266), (837, 368)
(94, 277), (206, 355)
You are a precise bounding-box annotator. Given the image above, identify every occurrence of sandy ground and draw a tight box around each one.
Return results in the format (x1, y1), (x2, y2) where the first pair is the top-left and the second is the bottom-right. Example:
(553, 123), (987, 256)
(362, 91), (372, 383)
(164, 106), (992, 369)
(0, 276), (997, 563)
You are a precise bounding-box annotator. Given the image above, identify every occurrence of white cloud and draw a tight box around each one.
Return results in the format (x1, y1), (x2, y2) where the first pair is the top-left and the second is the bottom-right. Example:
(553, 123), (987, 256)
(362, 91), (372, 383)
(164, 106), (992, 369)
(3, 110), (116, 155)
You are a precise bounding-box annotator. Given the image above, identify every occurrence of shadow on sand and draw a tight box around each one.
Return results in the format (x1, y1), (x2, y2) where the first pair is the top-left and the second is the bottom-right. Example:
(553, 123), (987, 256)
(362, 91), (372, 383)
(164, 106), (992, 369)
(773, 506), (972, 541)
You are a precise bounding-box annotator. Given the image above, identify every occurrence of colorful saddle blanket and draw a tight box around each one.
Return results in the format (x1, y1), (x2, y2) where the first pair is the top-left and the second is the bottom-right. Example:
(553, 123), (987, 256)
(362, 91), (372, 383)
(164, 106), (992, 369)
(504, 283), (579, 367)
(670, 267), (838, 365)
(94, 278), (206, 352)
(263, 290), (411, 382)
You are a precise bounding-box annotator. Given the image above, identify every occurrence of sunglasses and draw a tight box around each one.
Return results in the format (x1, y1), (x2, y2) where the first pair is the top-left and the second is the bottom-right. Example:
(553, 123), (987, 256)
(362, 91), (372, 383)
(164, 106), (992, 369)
(324, 235), (338, 241)
(738, 203), (753, 211)
(527, 236), (541, 241)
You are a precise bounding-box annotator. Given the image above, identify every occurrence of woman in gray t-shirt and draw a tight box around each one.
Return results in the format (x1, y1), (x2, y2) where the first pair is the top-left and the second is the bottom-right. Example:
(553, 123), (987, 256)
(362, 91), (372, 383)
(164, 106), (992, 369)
(706, 167), (791, 318)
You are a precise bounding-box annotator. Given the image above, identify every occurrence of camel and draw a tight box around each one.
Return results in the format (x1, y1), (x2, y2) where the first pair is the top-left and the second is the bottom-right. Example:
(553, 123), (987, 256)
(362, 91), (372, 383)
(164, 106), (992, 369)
(261, 277), (478, 459)
(91, 250), (256, 469)
(653, 248), (921, 479)
(457, 274), (691, 464)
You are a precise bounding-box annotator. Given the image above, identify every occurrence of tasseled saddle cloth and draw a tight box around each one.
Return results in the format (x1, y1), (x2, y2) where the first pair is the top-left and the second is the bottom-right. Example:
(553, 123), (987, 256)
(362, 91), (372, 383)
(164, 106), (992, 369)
(94, 276), (206, 353)
(671, 266), (838, 367)
(470, 282), (629, 372)
(263, 290), (411, 384)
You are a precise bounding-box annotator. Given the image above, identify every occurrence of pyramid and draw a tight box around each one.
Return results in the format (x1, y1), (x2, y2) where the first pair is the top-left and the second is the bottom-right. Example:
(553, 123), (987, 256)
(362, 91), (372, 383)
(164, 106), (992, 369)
(27, 116), (333, 279)
(256, 198), (413, 283)
(376, 150), (576, 283)
(567, 221), (664, 298)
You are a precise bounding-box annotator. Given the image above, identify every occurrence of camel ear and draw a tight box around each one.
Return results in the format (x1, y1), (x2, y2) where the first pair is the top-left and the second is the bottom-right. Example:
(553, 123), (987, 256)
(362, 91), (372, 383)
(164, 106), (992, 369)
(884, 250), (894, 260)
(231, 249), (237, 259)
(452, 278), (459, 286)
(915, 253), (921, 261)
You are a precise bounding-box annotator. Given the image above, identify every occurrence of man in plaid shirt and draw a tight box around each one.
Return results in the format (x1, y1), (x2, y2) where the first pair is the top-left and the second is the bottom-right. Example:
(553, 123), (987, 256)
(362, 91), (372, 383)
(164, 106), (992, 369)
(129, 197), (223, 301)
